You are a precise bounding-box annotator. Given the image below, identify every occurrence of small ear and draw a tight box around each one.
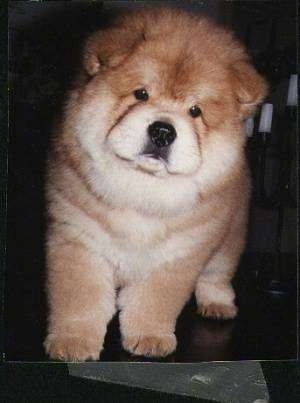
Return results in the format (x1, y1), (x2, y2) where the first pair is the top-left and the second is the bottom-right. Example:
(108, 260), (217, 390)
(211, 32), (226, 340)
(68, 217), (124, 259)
(231, 60), (268, 119)
(83, 25), (146, 76)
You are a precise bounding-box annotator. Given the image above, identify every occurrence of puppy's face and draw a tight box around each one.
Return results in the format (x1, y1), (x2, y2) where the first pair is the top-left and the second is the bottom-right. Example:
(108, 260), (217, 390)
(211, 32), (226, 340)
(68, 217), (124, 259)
(103, 52), (230, 178)
(69, 9), (267, 215)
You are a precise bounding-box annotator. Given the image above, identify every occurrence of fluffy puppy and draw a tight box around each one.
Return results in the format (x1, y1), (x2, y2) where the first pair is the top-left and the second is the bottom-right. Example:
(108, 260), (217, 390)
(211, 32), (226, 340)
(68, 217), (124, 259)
(44, 7), (267, 361)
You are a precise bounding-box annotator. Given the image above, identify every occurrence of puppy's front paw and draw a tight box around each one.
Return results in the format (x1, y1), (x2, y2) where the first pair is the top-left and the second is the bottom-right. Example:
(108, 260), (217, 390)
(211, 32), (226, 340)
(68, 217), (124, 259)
(122, 334), (177, 357)
(197, 302), (238, 320)
(44, 334), (102, 362)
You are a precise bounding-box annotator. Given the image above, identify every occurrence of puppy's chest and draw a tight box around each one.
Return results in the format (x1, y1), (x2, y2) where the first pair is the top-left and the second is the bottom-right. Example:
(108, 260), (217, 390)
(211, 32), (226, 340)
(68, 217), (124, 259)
(108, 209), (167, 247)
(102, 210), (197, 285)
(102, 210), (164, 281)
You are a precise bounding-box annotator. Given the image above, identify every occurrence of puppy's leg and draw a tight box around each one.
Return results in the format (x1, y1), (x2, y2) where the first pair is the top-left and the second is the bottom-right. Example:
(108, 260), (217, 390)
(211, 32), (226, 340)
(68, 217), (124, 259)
(44, 230), (115, 362)
(195, 255), (239, 320)
(195, 208), (247, 320)
(119, 257), (199, 357)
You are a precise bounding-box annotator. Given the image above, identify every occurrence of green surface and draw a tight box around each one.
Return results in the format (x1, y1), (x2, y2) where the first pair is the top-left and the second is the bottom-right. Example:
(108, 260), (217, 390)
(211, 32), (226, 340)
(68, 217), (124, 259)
(68, 361), (269, 402)
(1, 362), (300, 402)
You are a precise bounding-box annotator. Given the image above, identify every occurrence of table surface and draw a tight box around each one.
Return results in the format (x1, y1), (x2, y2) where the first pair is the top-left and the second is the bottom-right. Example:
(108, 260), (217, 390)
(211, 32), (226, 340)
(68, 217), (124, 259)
(4, 253), (297, 363)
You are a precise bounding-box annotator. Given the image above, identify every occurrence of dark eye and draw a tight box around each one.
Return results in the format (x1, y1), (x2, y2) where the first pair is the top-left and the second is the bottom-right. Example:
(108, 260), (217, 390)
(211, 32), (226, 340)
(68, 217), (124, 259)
(189, 105), (202, 118)
(134, 88), (149, 101)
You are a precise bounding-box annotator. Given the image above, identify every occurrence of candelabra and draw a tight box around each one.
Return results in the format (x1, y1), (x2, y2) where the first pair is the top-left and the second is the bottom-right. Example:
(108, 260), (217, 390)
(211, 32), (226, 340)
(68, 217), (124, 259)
(245, 74), (297, 295)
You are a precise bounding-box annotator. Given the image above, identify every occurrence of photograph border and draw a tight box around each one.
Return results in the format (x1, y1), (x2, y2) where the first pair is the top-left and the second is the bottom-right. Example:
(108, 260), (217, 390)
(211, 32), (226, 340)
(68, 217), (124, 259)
(1, 1), (299, 401)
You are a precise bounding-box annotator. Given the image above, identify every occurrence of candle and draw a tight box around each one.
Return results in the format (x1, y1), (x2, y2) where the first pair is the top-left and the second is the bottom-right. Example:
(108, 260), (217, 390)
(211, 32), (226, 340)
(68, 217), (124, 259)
(245, 117), (254, 137)
(258, 103), (273, 133)
(286, 74), (298, 106)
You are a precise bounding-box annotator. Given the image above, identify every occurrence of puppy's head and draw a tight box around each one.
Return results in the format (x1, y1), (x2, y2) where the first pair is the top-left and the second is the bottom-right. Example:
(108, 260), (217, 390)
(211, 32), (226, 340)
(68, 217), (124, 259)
(68, 8), (267, 215)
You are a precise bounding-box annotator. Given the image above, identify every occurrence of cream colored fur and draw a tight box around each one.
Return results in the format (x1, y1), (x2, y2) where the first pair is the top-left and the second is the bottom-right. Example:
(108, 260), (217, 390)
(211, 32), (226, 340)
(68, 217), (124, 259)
(44, 7), (267, 361)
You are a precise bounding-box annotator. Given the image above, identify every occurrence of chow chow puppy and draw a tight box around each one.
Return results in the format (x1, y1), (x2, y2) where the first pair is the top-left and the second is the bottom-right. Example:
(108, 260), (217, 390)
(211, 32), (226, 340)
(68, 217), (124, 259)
(44, 7), (267, 361)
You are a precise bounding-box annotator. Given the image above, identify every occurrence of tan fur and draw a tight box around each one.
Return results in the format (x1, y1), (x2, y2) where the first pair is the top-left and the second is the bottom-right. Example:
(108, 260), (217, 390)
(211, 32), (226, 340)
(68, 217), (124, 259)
(44, 7), (267, 361)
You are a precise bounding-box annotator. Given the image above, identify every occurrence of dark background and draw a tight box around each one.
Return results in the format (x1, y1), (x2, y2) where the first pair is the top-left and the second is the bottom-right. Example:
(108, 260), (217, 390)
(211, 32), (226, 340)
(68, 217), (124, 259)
(5, 0), (298, 362)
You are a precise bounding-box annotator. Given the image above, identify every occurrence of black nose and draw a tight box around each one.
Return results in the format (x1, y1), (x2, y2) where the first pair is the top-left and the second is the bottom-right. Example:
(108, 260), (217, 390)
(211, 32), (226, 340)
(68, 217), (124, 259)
(148, 121), (177, 148)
